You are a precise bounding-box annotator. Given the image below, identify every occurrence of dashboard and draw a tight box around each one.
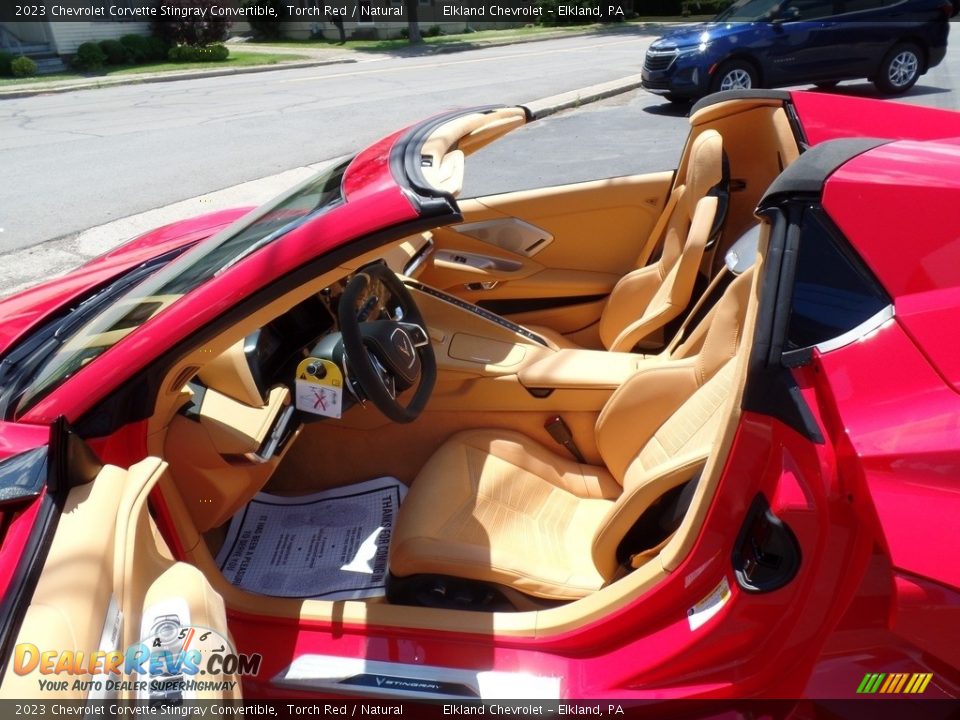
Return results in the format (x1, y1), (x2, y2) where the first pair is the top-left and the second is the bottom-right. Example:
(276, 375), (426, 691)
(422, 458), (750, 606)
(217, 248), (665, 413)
(195, 232), (434, 415)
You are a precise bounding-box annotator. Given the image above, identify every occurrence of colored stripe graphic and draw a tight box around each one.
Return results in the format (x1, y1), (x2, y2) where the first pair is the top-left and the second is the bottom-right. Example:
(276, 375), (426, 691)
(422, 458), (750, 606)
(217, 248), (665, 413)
(859, 672), (933, 694)
(879, 674), (895, 693)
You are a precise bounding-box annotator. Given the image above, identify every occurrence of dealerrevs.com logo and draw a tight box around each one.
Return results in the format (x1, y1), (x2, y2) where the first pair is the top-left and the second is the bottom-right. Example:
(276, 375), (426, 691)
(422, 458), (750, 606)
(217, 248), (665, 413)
(13, 626), (261, 695)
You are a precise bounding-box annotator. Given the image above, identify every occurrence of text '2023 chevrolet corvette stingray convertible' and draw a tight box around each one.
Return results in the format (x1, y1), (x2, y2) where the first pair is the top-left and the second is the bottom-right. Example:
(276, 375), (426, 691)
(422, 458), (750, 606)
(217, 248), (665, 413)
(0, 89), (959, 710)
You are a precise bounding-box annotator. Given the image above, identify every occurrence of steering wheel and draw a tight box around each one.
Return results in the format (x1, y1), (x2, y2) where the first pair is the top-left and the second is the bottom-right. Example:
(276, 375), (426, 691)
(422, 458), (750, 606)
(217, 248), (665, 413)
(338, 262), (437, 423)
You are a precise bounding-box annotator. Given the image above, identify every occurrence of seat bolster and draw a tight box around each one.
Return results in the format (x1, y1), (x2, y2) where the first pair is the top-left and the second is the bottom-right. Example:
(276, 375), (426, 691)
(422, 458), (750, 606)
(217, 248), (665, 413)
(591, 453), (708, 579)
(598, 265), (662, 350)
(595, 361), (701, 483)
(608, 302), (678, 355)
(608, 195), (718, 353)
(684, 129), (724, 215)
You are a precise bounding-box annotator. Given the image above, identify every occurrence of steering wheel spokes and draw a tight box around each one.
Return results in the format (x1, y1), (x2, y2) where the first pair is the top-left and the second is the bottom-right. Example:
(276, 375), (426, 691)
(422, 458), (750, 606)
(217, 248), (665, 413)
(337, 263), (437, 423)
(369, 353), (397, 399)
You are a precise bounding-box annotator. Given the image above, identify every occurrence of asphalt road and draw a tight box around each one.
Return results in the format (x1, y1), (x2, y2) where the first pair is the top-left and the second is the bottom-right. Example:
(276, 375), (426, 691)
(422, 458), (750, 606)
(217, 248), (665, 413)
(465, 21), (960, 197)
(0, 29), (659, 254)
(0, 22), (957, 268)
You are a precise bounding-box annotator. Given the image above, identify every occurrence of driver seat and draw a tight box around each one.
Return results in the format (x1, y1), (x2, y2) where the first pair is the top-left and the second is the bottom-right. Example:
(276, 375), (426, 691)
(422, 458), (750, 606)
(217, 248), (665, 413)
(389, 264), (753, 602)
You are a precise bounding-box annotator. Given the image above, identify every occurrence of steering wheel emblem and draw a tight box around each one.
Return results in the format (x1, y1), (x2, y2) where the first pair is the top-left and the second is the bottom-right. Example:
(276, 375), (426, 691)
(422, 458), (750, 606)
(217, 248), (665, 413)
(391, 327), (416, 367)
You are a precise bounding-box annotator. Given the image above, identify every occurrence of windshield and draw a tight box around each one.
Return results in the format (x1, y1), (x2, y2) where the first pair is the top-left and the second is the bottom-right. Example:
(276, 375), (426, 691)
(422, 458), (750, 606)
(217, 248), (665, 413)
(715, 0), (784, 21)
(15, 158), (350, 414)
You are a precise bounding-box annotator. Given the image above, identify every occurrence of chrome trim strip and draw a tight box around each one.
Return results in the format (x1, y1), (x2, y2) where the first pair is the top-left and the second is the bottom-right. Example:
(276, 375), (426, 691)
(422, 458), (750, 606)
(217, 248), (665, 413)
(814, 304), (894, 354)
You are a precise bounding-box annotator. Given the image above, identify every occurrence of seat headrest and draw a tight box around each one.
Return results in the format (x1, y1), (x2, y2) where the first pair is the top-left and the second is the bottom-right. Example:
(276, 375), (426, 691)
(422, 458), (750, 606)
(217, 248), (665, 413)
(724, 224), (762, 275)
(684, 129), (724, 210)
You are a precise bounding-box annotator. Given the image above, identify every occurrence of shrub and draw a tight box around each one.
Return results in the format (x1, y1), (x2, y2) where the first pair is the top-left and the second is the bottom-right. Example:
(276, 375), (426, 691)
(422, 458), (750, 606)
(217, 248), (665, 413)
(241, 0), (288, 39)
(73, 42), (107, 71)
(168, 43), (230, 62)
(119, 34), (149, 63)
(0, 51), (14, 76)
(424, 25), (443, 38)
(168, 44), (197, 62)
(99, 39), (131, 65)
(145, 36), (170, 62)
(152, 1), (230, 47)
(205, 43), (229, 61)
(10, 55), (38, 77)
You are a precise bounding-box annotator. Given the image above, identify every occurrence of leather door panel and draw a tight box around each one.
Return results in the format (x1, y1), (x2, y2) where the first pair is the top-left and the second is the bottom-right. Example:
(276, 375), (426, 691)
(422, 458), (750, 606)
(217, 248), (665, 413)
(419, 172), (673, 329)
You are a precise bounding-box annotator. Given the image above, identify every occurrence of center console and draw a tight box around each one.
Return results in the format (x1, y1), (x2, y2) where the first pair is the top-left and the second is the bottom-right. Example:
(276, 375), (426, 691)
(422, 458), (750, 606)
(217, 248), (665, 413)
(408, 283), (650, 414)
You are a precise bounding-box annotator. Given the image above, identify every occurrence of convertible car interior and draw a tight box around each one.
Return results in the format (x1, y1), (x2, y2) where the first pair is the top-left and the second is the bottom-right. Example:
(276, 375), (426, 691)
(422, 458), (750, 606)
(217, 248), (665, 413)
(6, 96), (803, 688)
(142, 97), (796, 621)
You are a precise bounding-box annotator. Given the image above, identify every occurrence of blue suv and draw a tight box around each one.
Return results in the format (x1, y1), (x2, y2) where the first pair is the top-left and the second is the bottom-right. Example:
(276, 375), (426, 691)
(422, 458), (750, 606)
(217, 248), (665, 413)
(641, 0), (956, 102)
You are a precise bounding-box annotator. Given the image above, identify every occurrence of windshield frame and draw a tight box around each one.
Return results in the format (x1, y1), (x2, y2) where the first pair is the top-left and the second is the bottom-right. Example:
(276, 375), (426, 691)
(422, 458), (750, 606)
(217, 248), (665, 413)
(12, 158), (352, 417)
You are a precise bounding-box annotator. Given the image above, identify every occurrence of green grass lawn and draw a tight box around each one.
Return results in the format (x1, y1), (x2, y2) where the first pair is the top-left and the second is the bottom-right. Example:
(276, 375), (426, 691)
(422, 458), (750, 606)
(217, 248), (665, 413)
(0, 51), (307, 87)
(252, 17), (711, 52)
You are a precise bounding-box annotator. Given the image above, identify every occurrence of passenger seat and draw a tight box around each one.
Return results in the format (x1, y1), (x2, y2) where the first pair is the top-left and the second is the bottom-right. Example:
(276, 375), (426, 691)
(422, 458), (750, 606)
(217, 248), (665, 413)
(389, 245), (756, 603)
(528, 129), (728, 352)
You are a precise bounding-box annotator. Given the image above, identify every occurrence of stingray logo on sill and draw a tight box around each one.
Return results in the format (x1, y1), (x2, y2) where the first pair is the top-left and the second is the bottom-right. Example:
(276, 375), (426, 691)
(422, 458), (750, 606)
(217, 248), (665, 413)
(857, 672), (933, 695)
(13, 626), (262, 683)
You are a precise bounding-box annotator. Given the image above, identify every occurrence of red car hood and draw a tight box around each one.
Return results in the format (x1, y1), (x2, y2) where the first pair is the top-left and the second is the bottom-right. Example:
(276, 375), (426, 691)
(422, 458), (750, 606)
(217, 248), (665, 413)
(0, 207), (253, 357)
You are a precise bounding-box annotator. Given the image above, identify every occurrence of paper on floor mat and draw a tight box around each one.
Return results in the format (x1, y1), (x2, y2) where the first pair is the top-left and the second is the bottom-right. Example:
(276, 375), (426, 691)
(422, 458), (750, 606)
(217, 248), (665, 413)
(215, 476), (407, 601)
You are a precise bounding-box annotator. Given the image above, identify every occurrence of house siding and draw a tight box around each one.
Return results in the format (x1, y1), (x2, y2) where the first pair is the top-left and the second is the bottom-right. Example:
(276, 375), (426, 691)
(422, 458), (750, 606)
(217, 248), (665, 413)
(48, 21), (151, 55)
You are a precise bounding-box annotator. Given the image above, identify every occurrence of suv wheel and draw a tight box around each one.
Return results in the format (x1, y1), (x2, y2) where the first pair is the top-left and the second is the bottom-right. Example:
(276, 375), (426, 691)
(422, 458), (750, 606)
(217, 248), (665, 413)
(711, 60), (758, 93)
(875, 43), (922, 95)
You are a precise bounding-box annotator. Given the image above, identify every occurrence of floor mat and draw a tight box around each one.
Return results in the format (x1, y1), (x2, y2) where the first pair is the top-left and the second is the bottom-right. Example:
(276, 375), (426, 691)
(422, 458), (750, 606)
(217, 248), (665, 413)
(215, 476), (407, 601)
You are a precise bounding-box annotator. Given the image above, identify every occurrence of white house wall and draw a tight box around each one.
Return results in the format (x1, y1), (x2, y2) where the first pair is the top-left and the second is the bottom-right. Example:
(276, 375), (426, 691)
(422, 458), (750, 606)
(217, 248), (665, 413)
(48, 21), (151, 55)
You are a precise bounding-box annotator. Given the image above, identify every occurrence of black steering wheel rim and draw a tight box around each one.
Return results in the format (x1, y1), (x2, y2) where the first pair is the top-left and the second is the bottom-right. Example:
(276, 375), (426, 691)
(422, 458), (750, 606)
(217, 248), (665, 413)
(338, 262), (436, 423)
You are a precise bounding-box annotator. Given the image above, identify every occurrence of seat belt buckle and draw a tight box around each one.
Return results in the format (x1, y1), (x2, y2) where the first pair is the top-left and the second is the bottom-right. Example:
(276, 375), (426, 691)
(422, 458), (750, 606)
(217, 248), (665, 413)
(544, 416), (586, 464)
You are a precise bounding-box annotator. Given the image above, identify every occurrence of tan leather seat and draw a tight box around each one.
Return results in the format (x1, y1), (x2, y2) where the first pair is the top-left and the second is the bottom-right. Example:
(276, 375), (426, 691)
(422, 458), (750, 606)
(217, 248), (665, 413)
(528, 129), (727, 353)
(390, 267), (753, 601)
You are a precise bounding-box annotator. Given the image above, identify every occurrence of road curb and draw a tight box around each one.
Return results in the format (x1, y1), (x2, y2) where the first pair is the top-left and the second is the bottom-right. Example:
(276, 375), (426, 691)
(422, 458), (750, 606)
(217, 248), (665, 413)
(369, 23), (665, 56)
(0, 21), (680, 99)
(0, 74), (647, 295)
(0, 57), (356, 99)
(525, 73), (645, 119)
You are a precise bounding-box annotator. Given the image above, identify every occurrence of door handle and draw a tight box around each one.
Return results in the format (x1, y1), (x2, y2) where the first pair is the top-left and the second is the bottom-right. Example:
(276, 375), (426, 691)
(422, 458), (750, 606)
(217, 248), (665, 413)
(434, 250), (521, 273)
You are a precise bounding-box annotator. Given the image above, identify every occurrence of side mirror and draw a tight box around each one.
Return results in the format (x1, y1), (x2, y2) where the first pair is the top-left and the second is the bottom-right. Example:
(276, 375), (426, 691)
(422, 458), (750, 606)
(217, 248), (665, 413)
(771, 5), (801, 22)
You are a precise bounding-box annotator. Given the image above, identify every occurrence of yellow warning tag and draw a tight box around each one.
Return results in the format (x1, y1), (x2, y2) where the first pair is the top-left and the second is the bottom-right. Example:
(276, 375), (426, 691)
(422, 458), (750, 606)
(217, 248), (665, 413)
(295, 357), (343, 388)
(294, 358), (344, 419)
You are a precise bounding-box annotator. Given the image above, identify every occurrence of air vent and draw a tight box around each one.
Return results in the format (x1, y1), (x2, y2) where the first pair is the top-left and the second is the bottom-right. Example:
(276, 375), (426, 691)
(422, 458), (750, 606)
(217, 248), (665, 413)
(168, 366), (200, 393)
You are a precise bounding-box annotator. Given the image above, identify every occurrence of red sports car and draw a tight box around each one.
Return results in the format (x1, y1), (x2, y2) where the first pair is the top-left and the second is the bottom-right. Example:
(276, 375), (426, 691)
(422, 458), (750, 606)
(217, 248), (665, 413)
(0, 90), (959, 708)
